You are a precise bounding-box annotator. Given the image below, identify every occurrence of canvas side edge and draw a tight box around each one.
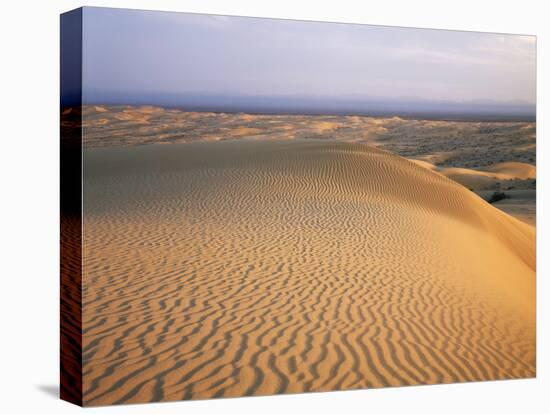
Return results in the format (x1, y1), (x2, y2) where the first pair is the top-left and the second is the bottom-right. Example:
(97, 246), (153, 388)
(60, 7), (84, 407)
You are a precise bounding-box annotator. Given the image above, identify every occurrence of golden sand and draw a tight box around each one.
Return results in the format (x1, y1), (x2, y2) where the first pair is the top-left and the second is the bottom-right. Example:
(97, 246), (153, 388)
(411, 159), (536, 190)
(82, 140), (535, 406)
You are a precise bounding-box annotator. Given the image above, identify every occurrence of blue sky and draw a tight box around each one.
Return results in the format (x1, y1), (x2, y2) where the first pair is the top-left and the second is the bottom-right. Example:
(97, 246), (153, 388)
(80, 7), (536, 113)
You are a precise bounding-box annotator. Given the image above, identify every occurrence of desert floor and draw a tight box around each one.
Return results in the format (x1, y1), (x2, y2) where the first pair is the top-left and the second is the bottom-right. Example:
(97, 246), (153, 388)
(82, 139), (535, 406)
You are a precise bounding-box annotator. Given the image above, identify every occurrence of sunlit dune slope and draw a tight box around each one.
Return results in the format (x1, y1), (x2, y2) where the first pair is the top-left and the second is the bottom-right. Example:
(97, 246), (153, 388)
(411, 159), (536, 191)
(484, 162), (536, 179)
(82, 140), (535, 406)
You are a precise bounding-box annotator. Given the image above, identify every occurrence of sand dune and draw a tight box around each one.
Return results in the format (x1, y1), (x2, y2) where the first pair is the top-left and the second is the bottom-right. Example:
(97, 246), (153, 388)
(79, 106), (536, 167)
(484, 162), (536, 179)
(411, 159), (536, 190)
(82, 140), (535, 406)
(411, 159), (535, 181)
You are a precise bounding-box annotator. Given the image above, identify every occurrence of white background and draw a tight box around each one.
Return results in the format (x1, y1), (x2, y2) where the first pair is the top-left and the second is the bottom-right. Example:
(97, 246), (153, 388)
(0, 0), (548, 412)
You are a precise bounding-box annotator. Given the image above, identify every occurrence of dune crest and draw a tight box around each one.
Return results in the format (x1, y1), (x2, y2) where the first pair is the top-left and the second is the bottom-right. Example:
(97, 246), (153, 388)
(82, 140), (535, 405)
(411, 159), (535, 190)
(484, 162), (536, 179)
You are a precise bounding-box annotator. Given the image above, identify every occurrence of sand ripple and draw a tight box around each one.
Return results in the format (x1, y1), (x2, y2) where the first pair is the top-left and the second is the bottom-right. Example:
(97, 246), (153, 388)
(82, 140), (535, 405)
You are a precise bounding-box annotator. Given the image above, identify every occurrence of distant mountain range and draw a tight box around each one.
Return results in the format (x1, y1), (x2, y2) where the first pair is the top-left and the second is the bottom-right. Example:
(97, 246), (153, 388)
(68, 91), (535, 121)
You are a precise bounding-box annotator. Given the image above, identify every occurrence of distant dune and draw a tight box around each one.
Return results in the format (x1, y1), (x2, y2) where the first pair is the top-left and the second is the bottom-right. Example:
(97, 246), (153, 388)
(79, 106), (536, 162)
(82, 140), (535, 405)
(75, 105), (536, 225)
(411, 159), (536, 190)
(484, 162), (536, 179)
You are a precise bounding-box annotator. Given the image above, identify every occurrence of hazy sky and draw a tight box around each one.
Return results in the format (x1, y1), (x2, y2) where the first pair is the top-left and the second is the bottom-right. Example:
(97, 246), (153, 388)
(81, 7), (536, 106)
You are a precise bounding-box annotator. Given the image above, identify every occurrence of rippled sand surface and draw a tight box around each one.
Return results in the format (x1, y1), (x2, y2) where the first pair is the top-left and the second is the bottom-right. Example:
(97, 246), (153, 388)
(82, 140), (535, 406)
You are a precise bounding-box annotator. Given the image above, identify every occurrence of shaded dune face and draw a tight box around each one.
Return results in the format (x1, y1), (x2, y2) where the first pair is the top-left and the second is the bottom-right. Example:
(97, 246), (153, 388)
(82, 140), (535, 406)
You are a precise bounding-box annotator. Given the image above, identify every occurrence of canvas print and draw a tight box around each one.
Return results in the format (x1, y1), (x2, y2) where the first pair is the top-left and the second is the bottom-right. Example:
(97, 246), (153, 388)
(60, 7), (536, 406)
